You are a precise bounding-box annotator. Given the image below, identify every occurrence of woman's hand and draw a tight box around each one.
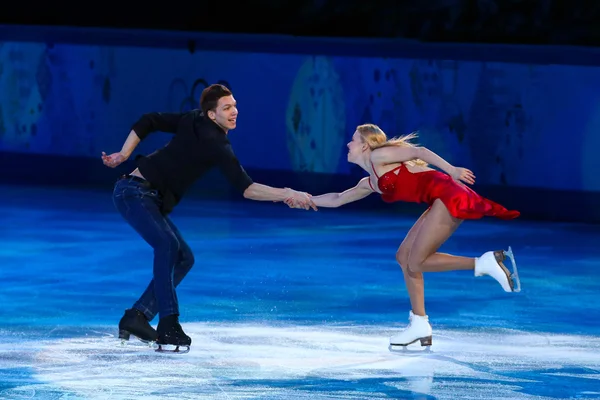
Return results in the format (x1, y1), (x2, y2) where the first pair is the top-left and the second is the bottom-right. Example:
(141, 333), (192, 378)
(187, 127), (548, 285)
(450, 166), (475, 185)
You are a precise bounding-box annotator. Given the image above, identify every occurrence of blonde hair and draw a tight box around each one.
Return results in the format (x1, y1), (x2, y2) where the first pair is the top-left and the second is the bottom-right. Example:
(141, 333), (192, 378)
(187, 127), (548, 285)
(356, 123), (428, 167)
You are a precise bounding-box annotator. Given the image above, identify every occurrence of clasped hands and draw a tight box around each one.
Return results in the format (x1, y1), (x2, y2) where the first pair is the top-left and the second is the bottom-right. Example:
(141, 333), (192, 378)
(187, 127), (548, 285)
(283, 188), (317, 211)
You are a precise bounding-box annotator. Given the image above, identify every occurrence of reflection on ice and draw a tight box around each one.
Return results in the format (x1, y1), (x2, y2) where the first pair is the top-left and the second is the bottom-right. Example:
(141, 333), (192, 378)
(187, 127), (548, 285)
(1, 323), (599, 399)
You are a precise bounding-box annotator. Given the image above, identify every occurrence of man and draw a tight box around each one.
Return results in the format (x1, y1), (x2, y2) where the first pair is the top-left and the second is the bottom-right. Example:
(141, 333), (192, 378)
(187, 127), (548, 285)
(102, 84), (315, 353)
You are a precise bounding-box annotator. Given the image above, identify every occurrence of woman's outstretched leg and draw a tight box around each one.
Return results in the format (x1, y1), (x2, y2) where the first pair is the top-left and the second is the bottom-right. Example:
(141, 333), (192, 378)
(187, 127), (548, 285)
(408, 199), (518, 291)
(407, 199), (469, 274)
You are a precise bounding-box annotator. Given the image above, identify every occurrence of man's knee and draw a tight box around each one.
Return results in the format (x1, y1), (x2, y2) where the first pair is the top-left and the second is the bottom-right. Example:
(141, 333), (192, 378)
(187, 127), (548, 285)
(185, 251), (195, 268)
(179, 244), (195, 268)
(158, 233), (181, 254)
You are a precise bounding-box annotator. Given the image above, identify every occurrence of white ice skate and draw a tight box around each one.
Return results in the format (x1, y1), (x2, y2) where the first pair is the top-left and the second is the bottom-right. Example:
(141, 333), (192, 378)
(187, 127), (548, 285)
(389, 310), (433, 350)
(475, 246), (521, 292)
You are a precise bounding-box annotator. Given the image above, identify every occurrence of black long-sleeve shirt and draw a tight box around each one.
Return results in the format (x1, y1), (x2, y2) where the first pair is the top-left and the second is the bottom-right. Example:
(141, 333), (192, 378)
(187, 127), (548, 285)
(131, 110), (254, 214)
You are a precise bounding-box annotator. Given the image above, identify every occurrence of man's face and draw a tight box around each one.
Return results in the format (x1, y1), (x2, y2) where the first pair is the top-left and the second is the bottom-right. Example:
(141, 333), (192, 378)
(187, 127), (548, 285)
(209, 95), (238, 132)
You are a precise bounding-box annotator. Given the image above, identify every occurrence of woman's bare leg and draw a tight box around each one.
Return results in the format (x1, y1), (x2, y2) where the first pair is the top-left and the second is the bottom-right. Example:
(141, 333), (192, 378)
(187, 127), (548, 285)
(396, 210), (429, 316)
(407, 199), (474, 275)
(389, 200), (468, 347)
(390, 200), (516, 347)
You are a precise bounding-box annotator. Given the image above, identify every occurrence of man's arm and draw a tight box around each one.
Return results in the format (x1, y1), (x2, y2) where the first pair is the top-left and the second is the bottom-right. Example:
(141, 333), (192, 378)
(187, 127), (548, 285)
(102, 112), (185, 168)
(244, 184), (316, 210)
(242, 183), (294, 201)
(217, 144), (316, 210)
(131, 112), (184, 140)
(119, 130), (141, 159)
(102, 129), (141, 168)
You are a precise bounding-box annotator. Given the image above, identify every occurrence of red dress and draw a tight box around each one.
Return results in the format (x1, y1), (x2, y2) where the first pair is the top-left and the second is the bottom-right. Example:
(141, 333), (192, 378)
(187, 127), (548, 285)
(369, 163), (520, 220)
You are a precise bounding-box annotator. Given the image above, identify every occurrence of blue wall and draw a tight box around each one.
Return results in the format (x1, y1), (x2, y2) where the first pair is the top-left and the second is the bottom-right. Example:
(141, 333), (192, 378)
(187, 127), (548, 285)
(1, 25), (600, 222)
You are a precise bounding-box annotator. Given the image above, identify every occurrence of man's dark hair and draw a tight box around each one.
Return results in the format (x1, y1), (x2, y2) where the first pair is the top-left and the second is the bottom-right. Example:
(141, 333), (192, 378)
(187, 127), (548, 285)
(200, 84), (232, 115)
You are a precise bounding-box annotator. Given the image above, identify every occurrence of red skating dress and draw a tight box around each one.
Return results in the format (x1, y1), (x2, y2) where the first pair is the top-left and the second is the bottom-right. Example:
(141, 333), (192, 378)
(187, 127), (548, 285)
(368, 162), (520, 220)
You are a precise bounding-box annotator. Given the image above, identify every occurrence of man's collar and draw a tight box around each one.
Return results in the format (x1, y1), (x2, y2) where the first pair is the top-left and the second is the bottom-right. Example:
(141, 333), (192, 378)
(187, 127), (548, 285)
(201, 112), (228, 134)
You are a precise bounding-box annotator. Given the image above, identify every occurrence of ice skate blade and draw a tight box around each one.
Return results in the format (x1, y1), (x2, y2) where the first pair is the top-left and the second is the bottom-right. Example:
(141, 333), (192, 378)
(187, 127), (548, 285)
(155, 344), (190, 354)
(504, 246), (521, 293)
(389, 335), (432, 348)
(119, 338), (156, 348)
(118, 329), (156, 347)
(388, 343), (432, 354)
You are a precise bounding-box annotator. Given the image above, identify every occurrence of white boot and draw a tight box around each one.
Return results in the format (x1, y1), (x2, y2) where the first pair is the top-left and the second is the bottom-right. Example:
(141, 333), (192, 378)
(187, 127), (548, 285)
(389, 311), (433, 347)
(474, 247), (520, 292)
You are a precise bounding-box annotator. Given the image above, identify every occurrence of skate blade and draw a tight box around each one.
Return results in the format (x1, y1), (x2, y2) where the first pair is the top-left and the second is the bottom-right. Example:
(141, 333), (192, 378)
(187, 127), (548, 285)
(155, 344), (190, 354)
(119, 339), (156, 349)
(388, 344), (432, 355)
(504, 246), (521, 293)
(118, 329), (157, 347)
(388, 336), (432, 353)
(118, 334), (156, 348)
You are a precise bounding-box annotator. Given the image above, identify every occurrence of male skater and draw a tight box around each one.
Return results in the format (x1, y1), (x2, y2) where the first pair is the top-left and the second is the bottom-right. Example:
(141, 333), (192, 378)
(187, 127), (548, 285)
(102, 84), (315, 352)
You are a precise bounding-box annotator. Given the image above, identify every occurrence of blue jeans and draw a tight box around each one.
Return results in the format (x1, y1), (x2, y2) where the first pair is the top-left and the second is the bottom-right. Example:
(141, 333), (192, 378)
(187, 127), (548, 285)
(112, 176), (195, 321)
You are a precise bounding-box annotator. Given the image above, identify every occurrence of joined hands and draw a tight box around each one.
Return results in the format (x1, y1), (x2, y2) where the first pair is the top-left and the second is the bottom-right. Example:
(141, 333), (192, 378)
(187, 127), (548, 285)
(283, 188), (318, 211)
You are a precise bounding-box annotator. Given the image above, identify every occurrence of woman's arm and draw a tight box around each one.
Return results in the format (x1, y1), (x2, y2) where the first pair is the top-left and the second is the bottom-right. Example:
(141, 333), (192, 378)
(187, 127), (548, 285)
(309, 177), (374, 208)
(370, 146), (475, 184)
(371, 146), (454, 175)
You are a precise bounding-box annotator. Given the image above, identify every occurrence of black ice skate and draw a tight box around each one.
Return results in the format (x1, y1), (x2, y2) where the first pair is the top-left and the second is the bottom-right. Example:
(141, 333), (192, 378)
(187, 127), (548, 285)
(118, 308), (157, 345)
(155, 314), (192, 354)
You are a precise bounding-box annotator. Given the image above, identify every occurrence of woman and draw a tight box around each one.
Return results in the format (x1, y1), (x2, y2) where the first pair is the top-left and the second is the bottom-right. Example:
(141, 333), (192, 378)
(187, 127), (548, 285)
(287, 123), (521, 348)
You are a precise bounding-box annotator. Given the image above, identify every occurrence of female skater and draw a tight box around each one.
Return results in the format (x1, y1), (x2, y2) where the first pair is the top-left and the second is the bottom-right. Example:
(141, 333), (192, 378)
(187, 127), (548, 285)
(287, 124), (521, 348)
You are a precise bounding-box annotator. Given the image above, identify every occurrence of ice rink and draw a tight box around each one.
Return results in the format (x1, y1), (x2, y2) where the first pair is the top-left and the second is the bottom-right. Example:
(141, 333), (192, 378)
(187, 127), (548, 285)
(1, 185), (599, 399)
